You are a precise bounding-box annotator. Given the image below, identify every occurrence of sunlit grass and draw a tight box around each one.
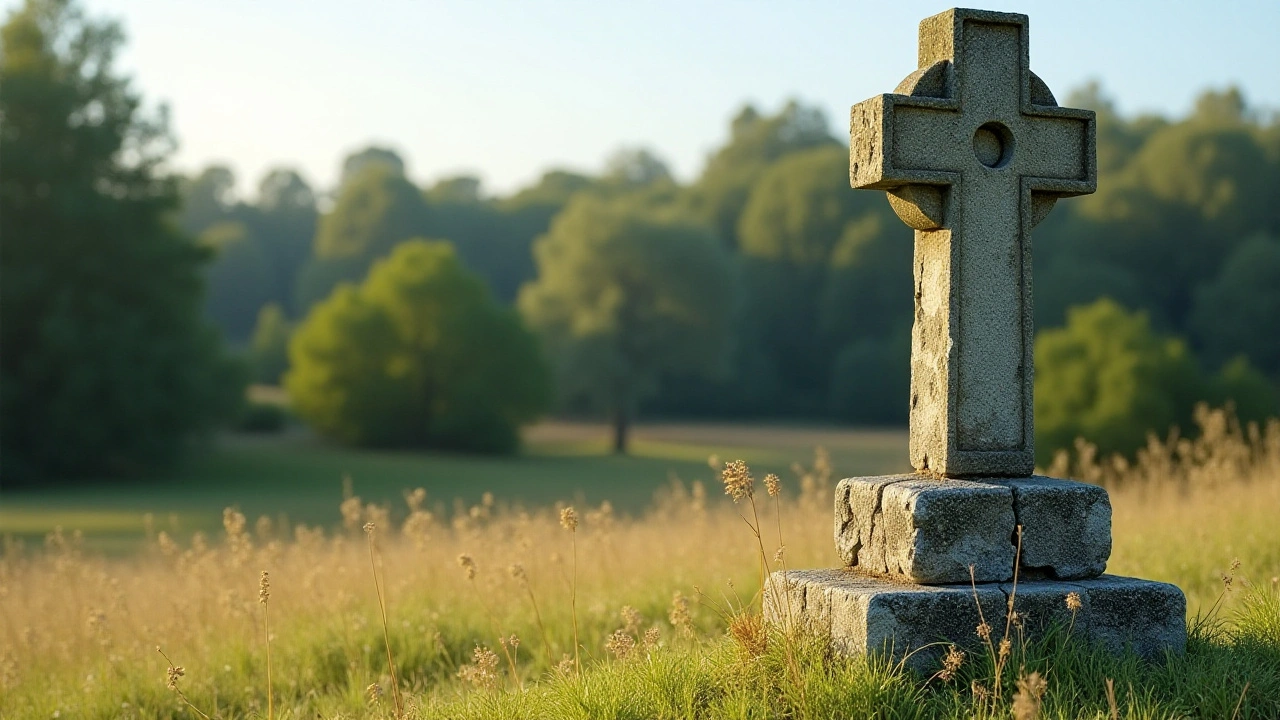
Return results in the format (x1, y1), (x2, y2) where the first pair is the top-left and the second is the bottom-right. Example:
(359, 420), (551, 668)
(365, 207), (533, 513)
(3, 409), (1278, 718)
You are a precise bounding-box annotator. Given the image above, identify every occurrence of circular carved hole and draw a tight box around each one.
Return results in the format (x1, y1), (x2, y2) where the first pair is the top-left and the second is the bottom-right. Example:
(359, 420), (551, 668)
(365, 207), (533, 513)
(973, 122), (1014, 168)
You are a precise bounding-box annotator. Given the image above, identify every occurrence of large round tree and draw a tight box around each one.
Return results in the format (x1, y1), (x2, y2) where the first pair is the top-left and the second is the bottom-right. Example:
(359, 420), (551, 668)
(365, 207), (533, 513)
(0, 0), (244, 483)
(287, 241), (550, 453)
(519, 195), (735, 453)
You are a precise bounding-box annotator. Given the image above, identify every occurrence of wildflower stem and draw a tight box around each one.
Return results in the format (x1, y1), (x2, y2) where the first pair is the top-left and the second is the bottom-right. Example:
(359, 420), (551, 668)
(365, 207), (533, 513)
(262, 603), (273, 720)
(571, 529), (580, 672)
(156, 647), (213, 720)
(366, 528), (403, 717)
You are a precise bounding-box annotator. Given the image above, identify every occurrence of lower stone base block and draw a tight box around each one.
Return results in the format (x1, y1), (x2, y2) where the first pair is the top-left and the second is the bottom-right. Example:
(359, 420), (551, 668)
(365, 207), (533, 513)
(765, 568), (1185, 672)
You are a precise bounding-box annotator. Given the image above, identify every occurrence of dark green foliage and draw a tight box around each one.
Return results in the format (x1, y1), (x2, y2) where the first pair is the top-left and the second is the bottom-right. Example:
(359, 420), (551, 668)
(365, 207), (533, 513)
(1205, 356), (1280, 428)
(1191, 234), (1280, 375)
(730, 145), (906, 415)
(315, 163), (429, 261)
(234, 400), (287, 434)
(688, 100), (837, 248)
(1034, 299), (1203, 463)
(255, 167), (318, 315)
(830, 327), (911, 424)
(249, 303), (292, 384)
(0, 0), (244, 483)
(338, 145), (405, 188)
(200, 221), (274, 342)
(287, 241), (550, 453)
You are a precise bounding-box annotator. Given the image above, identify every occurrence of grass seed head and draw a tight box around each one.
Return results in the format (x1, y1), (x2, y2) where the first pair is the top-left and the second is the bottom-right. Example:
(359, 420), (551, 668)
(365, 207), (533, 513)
(621, 605), (643, 636)
(669, 591), (693, 636)
(939, 645), (964, 681)
(458, 645), (500, 689)
(165, 664), (184, 691)
(643, 627), (660, 649)
(258, 571), (270, 604)
(1065, 591), (1083, 613)
(457, 553), (476, 580)
(1012, 671), (1048, 720)
(976, 621), (992, 641)
(764, 473), (781, 497)
(722, 460), (754, 502)
(559, 506), (578, 531)
(604, 629), (635, 659)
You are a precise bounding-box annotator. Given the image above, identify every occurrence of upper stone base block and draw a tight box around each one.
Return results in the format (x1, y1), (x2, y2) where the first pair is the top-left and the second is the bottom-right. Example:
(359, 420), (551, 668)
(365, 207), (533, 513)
(836, 474), (1111, 584)
(765, 568), (1185, 672)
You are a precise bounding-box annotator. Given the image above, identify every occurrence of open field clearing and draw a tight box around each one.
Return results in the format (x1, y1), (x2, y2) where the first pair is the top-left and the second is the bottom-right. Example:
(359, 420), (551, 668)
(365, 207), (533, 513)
(2, 412), (1279, 718)
(0, 422), (908, 551)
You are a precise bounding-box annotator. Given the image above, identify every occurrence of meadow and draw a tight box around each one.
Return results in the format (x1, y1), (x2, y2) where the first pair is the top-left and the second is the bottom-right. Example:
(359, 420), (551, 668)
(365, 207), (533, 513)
(2, 409), (1279, 718)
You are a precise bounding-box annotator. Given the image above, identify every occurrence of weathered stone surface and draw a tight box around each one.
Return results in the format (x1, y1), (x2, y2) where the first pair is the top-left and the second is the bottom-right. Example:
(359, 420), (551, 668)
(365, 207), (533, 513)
(994, 475), (1111, 579)
(835, 474), (1111, 583)
(835, 474), (1015, 583)
(848, 8), (1097, 478)
(765, 569), (1186, 672)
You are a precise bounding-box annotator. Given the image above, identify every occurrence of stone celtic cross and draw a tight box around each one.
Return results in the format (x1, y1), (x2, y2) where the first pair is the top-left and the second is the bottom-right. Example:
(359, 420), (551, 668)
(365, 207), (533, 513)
(766, 8), (1185, 669)
(850, 8), (1096, 477)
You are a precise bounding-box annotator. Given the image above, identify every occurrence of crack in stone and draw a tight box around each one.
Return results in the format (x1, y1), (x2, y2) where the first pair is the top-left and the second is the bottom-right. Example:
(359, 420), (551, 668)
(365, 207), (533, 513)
(864, 481), (888, 572)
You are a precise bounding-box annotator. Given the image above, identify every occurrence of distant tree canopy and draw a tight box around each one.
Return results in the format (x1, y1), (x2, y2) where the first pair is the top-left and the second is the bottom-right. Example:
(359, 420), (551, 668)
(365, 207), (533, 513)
(519, 195), (735, 452)
(159, 77), (1277, 458)
(287, 241), (550, 453)
(181, 163), (318, 337)
(0, 0), (244, 483)
(1035, 300), (1203, 464)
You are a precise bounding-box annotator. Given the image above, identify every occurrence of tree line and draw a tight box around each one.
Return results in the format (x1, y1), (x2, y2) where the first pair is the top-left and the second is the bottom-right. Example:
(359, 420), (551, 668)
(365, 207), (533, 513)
(4, 0), (1279, 483)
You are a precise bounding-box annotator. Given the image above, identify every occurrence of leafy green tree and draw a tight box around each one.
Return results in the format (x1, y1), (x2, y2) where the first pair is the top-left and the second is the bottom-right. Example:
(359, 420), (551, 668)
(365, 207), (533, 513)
(819, 212), (913, 348)
(287, 241), (549, 452)
(339, 145), (405, 188)
(689, 100), (836, 247)
(179, 164), (238, 237)
(1034, 299), (1202, 463)
(1205, 356), (1280, 427)
(829, 326), (910, 424)
(519, 195), (735, 452)
(249, 303), (292, 385)
(296, 163), (430, 309)
(1059, 89), (1279, 327)
(256, 167), (317, 314)
(201, 222), (274, 342)
(734, 145), (890, 413)
(0, 0), (244, 483)
(603, 147), (672, 189)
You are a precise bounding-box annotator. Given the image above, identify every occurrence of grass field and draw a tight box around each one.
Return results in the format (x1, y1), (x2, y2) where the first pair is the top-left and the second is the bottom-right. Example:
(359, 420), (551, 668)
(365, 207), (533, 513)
(0, 421), (908, 550)
(3, 413), (1279, 718)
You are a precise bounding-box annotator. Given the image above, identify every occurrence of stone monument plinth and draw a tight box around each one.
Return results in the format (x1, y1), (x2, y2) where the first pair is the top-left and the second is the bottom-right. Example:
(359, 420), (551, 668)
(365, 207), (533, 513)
(763, 8), (1186, 671)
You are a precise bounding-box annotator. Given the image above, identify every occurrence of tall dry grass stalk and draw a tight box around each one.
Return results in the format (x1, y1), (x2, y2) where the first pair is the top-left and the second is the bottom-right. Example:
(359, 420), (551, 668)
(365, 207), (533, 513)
(259, 570), (273, 720)
(561, 505), (580, 672)
(364, 523), (402, 717)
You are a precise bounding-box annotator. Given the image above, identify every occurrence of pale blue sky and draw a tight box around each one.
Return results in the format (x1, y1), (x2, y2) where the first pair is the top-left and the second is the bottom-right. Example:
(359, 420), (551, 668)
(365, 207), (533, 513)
(52, 1), (1280, 197)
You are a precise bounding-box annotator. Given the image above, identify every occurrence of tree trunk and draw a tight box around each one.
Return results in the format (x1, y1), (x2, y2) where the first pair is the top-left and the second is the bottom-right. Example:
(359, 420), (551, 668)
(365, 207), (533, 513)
(612, 407), (629, 454)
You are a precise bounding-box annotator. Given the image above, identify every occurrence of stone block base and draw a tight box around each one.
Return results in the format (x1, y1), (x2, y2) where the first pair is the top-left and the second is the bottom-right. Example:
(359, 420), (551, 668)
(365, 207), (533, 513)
(765, 568), (1184, 672)
(835, 474), (1111, 584)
